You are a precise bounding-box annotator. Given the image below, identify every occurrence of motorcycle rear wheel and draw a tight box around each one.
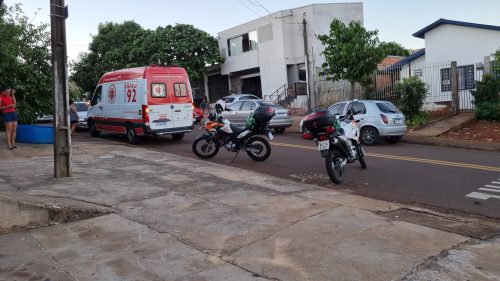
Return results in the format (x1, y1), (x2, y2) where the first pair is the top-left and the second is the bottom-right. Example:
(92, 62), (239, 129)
(326, 149), (345, 184)
(359, 155), (367, 169)
(192, 137), (219, 159)
(246, 136), (271, 161)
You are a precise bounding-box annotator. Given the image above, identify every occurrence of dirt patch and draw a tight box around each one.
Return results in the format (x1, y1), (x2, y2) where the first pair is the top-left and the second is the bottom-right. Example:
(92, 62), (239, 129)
(381, 208), (500, 240)
(440, 120), (500, 143)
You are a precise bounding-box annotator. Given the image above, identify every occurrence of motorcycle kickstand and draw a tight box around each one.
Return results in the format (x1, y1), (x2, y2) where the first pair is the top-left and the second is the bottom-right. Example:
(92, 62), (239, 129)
(230, 151), (240, 163)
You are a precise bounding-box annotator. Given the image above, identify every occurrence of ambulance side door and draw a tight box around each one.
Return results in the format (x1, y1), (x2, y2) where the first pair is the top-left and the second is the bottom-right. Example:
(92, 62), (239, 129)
(88, 85), (103, 119)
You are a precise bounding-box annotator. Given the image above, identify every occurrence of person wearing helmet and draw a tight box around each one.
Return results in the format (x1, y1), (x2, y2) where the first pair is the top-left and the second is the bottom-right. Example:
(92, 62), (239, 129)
(215, 99), (226, 114)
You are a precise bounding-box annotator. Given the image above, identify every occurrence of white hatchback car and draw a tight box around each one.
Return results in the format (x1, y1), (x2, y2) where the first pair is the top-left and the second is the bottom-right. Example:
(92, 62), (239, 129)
(299, 100), (407, 145)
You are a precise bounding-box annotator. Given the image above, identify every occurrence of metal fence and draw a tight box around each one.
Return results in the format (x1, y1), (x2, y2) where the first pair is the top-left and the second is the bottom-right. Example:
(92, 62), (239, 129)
(293, 57), (495, 112)
(365, 60), (489, 112)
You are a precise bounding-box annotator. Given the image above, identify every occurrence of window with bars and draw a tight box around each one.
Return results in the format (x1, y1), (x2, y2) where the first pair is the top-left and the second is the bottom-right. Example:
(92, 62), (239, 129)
(440, 65), (474, 92)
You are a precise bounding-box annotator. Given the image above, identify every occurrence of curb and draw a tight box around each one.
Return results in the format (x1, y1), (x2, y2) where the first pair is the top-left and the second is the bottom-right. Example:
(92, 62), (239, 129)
(402, 136), (500, 153)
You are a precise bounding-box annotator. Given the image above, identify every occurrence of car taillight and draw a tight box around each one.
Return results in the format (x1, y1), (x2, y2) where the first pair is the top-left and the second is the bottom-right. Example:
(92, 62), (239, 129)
(325, 126), (334, 134)
(287, 111), (291, 116)
(318, 134), (328, 141)
(380, 114), (388, 124)
(142, 105), (149, 123)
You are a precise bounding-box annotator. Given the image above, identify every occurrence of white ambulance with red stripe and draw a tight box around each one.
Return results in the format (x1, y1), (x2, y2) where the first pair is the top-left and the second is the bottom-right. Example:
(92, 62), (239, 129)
(87, 65), (194, 144)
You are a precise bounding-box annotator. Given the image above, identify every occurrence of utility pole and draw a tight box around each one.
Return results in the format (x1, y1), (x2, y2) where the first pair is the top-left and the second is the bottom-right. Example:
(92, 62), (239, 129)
(50, 0), (71, 177)
(303, 13), (311, 111)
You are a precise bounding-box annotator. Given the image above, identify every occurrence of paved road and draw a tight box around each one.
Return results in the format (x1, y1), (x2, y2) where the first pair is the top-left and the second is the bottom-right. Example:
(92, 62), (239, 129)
(78, 127), (500, 219)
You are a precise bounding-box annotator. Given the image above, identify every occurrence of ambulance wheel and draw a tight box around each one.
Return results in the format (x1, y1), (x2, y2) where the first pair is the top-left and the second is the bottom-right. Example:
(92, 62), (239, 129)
(89, 121), (100, 137)
(172, 133), (184, 140)
(126, 127), (140, 144)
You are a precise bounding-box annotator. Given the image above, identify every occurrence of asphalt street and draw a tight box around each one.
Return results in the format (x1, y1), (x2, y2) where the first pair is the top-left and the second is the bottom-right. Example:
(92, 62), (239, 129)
(78, 127), (500, 219)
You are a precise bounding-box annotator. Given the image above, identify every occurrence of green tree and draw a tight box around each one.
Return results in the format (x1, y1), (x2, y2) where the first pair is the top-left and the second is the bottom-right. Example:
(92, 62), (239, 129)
(0, 3), (52, 124)
(379, 41), (411, 57)
(318, 19), (385, 99)
(493, 47), (500, 76)
(72, 22), (223, 93)
(139, 24), (224, 81)
(71, 21), (144, 93)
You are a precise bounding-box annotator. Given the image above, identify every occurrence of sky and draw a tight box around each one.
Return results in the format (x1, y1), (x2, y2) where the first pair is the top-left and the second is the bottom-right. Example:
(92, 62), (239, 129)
(6, 0), (500, 63)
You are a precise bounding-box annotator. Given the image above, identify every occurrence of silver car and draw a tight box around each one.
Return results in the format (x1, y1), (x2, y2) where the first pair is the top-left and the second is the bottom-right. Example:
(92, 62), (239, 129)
(222, 94), (261, 108)
(75, 102), (90, 128)
(223, 100), (293, 133)
(299, 100), (407, 145)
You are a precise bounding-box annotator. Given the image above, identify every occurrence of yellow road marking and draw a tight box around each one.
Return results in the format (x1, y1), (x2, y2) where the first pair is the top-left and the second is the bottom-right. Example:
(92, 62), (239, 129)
(271, 142), (500, 173)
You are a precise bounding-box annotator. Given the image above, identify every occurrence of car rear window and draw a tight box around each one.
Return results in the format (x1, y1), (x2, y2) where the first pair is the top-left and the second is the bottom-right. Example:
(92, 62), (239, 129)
(223, 97), (235, 103)
(76, 103), (89, 111)
(376, 102), (400, 114)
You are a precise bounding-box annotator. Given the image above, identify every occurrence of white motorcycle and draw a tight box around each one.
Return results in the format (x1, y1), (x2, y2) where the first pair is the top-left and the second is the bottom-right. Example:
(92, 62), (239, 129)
(303, 110), (367, 184)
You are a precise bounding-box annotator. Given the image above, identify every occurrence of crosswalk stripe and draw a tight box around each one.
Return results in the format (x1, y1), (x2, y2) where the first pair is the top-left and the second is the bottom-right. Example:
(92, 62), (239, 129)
(485, 185), (500, 189)
(479, 188), (500, 193)
(466, 192), (500, 200)
(491, 181), (500, 185)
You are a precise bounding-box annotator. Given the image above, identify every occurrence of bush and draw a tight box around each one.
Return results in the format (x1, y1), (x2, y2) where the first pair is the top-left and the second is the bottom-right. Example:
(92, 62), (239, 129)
(475, 103), (500, 121)
(394, 76), (428, 122)
(406, 111), (431, 127)
(471, 74), (500, 105)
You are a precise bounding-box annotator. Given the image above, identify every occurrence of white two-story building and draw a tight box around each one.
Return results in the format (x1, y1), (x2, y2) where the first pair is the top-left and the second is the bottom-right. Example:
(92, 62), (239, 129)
(207, 3), (363, 103)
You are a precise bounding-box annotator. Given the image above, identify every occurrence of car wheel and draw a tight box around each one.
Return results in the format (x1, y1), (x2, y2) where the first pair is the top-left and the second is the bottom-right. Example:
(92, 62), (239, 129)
(89, 120), (100, 137)
(360, 126), (379, 146)
(126, 126), (140, 144)
(274, 128), (286, 134)
(385, 136), (402, 144)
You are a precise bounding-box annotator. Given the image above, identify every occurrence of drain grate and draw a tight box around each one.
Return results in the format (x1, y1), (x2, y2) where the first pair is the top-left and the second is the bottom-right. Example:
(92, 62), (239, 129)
(381, 209), (500, 240)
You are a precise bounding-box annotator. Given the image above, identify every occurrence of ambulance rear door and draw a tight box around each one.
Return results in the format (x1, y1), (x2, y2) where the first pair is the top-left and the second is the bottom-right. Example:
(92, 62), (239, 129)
(147, 79), (174, 131)
(171, 81), (194, 128)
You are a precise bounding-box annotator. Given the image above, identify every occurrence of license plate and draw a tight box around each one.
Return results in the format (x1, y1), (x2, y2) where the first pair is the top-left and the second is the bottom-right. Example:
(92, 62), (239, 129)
(394, 119), (402, 125)
(267, 131), (274, 140)
(317, 140), (329, 151)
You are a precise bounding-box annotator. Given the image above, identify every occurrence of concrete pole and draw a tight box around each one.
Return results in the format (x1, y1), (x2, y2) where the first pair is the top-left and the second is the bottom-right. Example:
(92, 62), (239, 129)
(450, 61), (459, 115)
(50, 0), (71, 177)
(203, 73), (210, 102)
(302, 13), (311, 111)
(484, 56), (491, 75)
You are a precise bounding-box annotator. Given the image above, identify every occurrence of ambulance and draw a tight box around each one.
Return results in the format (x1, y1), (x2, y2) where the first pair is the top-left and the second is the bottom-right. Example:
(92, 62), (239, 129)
(87, 65), (194, 144)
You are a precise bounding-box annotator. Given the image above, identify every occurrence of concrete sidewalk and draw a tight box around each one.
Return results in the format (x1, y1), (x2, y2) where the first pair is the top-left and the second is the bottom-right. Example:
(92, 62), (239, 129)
(0, 138), (499, 280)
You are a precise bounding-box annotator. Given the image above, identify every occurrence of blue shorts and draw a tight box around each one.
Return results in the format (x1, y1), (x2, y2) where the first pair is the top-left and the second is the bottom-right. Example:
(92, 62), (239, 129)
(2, 112), (18, 122)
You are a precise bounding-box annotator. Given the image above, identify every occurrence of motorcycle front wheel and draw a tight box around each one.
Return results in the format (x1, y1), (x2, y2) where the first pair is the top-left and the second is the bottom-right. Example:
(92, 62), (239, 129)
(246, 136), (271, 161)
(325, 148), (346, 184)
(192, 136), (219, 159)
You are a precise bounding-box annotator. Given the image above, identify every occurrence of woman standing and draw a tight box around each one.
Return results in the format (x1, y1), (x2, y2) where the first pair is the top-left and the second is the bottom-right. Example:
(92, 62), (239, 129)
(69, 99), (78, 136)
(0, 84), (18, 150)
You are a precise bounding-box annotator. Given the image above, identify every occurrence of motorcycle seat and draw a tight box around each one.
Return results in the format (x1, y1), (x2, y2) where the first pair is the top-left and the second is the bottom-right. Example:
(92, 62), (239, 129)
(230, 123), (247, 135)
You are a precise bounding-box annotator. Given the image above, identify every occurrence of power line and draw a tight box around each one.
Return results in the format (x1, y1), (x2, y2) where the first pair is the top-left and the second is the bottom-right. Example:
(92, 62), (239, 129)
(236, 0), (302, 37)
(29, 8), (42, 24)
(237, 0), (264, 18)
(247, 0), (271, 14)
